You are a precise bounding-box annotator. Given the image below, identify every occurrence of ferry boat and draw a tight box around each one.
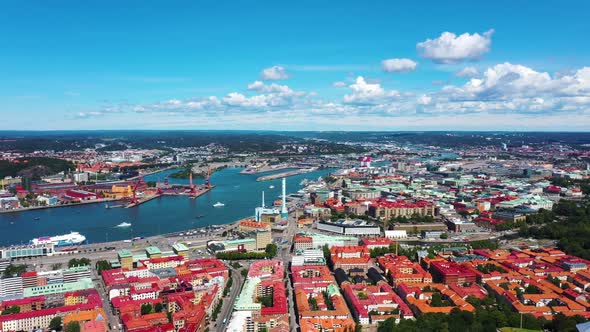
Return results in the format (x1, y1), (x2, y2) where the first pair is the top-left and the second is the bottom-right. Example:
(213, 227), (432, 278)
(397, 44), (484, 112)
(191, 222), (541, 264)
(30, 232), (86, 247)
(213, 202), (225, 207)
(116, 222), (132, 228)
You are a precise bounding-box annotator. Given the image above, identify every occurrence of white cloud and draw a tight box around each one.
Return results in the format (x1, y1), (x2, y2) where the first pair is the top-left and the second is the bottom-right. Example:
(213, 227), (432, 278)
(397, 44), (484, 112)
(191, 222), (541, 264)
(417, 30), (494, 63)
(455, 66), (480, 78)
(418, 95), (432, 105)
(381, 58), (418, 73)
(86, 63), (590, 130)
(332, 81), (347, 88)
(247, 81), (294, 93)
(431, 63), (590, 113)
(343, 76), (400, 104)
(260, 66), (289, 80)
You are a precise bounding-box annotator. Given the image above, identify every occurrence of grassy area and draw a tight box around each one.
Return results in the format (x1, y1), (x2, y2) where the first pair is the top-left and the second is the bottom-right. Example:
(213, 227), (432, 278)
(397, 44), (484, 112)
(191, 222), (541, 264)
(499, 327), (542, 332)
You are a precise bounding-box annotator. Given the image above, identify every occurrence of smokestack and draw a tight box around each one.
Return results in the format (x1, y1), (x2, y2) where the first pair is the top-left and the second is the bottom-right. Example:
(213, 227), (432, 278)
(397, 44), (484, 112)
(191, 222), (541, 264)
(281, 177), (288, 218)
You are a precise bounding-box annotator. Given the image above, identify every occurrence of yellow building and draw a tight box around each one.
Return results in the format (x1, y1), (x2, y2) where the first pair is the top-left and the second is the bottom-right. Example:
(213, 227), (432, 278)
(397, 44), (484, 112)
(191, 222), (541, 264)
(255, 230), (272, 250)
(118, 249), (133, 270)
(172, 243), (190, 261)
(145, 246), (162, 259)
(103, 185), (133, 199)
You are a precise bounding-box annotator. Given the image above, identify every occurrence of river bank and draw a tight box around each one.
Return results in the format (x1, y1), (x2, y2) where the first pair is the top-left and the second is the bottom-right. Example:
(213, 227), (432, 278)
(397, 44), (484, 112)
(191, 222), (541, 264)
(0, 167), (333, 246)
(0, 197), (120, 215)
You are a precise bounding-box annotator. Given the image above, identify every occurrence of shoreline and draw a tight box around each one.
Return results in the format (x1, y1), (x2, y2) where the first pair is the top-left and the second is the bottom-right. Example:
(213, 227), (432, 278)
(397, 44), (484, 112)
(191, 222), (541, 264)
(0, 216), (251, 251)
(0, 198), (121, 214)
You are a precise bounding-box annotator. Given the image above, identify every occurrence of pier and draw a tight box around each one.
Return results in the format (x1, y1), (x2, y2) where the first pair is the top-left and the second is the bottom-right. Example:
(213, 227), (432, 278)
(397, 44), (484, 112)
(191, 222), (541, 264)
(256, 167), (318, 181)
(125, 185), (215, 208)
(240, 164), (292, 174)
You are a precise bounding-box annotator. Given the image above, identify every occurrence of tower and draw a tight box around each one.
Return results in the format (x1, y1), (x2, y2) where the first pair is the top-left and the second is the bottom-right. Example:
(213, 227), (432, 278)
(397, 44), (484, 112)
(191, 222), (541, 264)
(281, 177), (288, 219)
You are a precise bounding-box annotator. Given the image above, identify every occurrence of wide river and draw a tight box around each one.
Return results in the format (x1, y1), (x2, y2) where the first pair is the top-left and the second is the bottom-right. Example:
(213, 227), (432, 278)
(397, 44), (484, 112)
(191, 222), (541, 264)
(0, 167), (333, 246)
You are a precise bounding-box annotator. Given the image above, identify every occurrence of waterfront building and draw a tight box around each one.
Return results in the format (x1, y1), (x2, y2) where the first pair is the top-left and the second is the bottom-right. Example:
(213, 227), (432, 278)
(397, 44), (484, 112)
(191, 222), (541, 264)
(118, 249), (133, 270)
(239, 219), (271, 232)
(0, 243), (55, 259)
(172, 243), (189, 261)
(145, 246), (162, 259)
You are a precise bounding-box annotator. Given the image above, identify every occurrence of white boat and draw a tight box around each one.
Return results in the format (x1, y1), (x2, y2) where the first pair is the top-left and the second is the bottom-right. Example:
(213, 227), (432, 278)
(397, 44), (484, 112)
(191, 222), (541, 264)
(269, 185), (275, 189)
(213, 202), (225, 207)
(116, 222), (132, 228)
(30, 232), (86, 247)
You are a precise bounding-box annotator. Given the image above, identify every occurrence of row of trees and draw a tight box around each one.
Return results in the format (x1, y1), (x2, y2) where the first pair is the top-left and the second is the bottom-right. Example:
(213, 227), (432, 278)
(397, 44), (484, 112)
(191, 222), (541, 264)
(215, 244), (278, 260)
(49, 317), (81, 332)
(68, 257), (90, 268)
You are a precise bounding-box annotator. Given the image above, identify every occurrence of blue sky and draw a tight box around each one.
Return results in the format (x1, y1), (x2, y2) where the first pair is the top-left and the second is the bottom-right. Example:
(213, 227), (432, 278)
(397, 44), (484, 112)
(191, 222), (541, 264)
(1, 1), (590, 130)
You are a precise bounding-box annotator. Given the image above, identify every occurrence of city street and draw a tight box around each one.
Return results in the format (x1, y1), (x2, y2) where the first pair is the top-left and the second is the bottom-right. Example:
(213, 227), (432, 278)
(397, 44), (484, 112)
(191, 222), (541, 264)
(215, 265), (244, 332)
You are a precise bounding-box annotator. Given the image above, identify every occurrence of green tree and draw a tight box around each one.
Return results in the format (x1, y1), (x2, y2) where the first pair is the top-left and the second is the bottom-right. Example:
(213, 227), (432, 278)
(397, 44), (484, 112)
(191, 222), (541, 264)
(3, 264), (27, 277)
(49, 316), (63, 331)
(141, 303), (153, 315)
(265, 243), (278, 258)
(95, 260), (112, 274)
(1, 306), (20, 315)
(64, 321), (80, 332)
(154, 302), (164, 313)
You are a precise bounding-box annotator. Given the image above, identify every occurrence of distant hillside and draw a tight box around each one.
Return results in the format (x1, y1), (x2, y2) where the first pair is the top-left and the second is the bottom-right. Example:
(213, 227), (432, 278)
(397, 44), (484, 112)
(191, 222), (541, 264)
(0, 157), (76, 179)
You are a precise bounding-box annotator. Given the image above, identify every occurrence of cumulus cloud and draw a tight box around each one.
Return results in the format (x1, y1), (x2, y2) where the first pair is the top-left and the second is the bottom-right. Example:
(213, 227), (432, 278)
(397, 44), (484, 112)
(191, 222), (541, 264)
(432, 63), (590, 113)
(418, 95), (432, 105)
(417, 30), (494, 63)
(247, 81), (295, 94)
(381, 58), (418, 73)
(85, 63), (590, 130)
(343, 76), (401, 104)
(455, 66), (480, 78)
(260, 66), (289, 80)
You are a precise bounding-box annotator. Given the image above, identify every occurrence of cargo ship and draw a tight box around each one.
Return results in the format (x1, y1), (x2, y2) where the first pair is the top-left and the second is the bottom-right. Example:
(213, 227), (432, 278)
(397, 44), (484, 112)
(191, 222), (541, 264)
(30, 231), (86, 247)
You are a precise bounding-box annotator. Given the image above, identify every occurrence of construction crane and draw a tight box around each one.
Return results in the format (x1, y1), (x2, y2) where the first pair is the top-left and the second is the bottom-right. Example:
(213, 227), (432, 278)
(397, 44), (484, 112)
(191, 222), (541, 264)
(204, 166), (211, 188)
(189, 172), (197, 196)
(130, 176), (146, 204)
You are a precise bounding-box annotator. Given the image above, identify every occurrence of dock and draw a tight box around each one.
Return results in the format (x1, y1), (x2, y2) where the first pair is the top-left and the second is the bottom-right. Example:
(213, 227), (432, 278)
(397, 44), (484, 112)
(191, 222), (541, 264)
(240, 164), (292, 174)
(125, 185), (215, 208)
(256, 168), (318, 181)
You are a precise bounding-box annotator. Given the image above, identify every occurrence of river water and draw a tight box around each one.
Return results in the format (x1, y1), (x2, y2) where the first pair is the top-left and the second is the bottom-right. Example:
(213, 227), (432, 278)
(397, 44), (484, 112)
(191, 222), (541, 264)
(0, 167), (332, 246)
